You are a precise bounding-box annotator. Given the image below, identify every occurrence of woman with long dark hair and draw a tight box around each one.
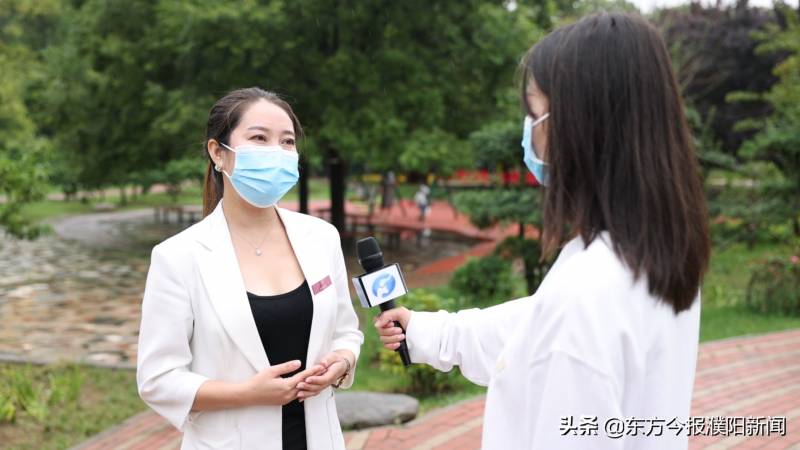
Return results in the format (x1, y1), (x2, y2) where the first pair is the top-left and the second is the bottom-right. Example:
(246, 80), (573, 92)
(137, 87), (363, 450)
(376, 12), (710, 449)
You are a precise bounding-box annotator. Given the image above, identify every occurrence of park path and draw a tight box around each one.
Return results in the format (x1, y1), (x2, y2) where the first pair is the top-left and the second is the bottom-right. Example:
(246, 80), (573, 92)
(73, 329), (800, 449)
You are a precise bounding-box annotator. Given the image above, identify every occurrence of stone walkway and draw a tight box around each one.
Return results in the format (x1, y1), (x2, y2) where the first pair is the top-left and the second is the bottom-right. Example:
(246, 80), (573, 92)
(73, 329), (800, 449)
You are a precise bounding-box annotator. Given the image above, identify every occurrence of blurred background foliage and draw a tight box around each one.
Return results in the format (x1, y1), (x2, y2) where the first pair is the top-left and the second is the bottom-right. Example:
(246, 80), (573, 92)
(1, 1), (799, 447)
(1, 0), (798, 325)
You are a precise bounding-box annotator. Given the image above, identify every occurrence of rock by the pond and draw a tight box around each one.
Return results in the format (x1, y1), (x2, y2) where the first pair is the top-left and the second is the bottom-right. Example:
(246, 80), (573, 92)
(335, 391), (419, 429)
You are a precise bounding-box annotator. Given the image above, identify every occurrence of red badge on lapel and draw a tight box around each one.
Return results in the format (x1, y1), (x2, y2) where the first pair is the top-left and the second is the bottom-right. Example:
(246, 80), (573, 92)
(312, 276), (333, 295)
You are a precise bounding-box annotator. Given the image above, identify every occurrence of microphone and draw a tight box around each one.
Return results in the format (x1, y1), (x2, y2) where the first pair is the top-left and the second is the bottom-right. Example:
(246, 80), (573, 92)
(352, 237), (412, 367)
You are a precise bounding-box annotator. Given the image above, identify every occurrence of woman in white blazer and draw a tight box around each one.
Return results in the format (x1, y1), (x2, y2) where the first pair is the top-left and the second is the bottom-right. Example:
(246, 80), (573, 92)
(137, 87), (364, 450)
(376, 13), (711, 450)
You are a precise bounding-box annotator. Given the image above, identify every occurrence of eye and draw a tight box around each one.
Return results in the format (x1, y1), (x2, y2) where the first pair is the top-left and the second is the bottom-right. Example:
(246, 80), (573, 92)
(251, 134), (267, 142)
(282, 138), (296, 147)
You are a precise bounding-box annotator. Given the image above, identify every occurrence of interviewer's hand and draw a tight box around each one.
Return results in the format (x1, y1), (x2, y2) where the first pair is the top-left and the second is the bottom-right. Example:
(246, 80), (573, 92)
(373, 307), (411, 351)
(245, 360), (325, 406)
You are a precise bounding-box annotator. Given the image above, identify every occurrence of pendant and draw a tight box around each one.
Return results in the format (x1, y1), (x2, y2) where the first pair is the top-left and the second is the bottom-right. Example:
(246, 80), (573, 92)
(255, 248), (262, 256)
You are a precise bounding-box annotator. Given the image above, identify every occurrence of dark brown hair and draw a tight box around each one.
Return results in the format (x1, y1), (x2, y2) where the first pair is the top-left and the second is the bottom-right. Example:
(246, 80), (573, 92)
(202, 87), (304, 216)
(521, 12), (710, 313)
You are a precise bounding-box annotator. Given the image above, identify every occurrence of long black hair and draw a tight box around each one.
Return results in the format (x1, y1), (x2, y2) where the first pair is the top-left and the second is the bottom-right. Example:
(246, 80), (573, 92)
(521, 12), (710, 313)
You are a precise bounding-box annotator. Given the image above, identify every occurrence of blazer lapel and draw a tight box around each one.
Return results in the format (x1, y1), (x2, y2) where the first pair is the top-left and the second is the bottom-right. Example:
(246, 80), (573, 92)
(195, 201), (270, 372)
(195, 202), (336, 374)
(275, 207), (331, 369)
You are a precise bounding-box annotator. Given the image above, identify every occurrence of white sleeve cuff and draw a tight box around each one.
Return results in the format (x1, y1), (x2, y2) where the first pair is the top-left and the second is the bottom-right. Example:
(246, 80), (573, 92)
(405, 310), (450, 367)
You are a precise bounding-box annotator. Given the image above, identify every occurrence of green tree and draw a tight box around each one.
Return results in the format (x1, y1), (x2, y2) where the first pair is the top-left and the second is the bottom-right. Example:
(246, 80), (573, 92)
(29, 0), (552, 235)
(279, 0), (542, 231)
(36, 0), (165, 198)
(729, 7), (800, 238)
(0, 0), (59, 238)
(656, 3), (783, 159)
(453, 187), (551, 294)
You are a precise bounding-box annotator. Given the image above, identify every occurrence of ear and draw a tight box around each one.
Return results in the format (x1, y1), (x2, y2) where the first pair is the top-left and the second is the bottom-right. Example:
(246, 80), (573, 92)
(207, 139), (224, 167)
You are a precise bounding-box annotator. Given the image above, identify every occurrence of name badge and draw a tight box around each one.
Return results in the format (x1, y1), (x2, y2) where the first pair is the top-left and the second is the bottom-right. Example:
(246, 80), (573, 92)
(312, 275), (333, 295)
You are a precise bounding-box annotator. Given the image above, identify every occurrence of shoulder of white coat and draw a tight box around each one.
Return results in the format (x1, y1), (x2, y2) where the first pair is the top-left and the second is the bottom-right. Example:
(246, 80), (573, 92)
(280, 208), (341, 243)
(526, 236), (646, 383)
(532, 235), (646, 343)
(547, 235), (637, 303)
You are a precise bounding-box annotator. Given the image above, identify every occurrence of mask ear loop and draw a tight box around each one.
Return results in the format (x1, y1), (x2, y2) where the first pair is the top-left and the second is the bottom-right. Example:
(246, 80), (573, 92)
(217, 141), (235, 179)
(530, 112), (550, 128)
(527, 113), (550, 163)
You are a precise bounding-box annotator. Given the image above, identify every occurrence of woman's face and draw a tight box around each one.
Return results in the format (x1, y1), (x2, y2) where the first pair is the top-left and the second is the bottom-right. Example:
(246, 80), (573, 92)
(208, 99), (297, 174)
(526, 78), (550, 160)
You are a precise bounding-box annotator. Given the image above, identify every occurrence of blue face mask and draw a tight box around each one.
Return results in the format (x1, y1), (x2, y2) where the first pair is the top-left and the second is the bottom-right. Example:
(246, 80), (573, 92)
(521, 113), (550, 186)
(219, 143), (299, 208)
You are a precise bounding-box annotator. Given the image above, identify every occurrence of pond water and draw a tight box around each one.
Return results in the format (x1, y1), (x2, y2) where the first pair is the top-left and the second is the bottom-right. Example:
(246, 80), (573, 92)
(0, 209), (471, 368)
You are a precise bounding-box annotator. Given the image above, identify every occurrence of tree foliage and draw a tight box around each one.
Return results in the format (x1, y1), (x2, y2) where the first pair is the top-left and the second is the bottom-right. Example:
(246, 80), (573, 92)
(656, 3), (783, 156)
(0, 0), (58, 238)
(733, 6), (800, 236)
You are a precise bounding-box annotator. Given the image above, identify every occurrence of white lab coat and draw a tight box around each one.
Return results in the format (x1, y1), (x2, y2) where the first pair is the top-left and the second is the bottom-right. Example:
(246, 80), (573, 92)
(406, 231), (700, 450)
(136, 200), (364, 450)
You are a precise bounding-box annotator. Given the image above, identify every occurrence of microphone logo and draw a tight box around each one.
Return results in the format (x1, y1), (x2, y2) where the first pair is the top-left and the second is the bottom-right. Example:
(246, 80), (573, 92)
(371, 273), (397, 299)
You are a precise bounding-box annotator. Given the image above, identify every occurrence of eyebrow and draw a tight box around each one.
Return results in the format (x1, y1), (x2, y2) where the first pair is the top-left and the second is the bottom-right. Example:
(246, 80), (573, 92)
(246, 126), (295, 137)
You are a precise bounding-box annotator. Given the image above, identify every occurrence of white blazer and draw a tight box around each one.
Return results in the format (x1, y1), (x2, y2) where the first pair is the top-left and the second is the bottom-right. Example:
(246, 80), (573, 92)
(136, 200), (364, 450)
(406, 231), (701, 450)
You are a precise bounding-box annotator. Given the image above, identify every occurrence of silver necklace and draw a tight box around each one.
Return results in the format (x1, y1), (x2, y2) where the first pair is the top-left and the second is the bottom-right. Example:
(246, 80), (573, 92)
(230, 227), (269, 256)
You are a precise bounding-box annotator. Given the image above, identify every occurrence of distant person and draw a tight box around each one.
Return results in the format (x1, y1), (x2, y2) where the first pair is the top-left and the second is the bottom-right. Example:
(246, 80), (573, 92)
(414, 183), (431, 221)
(381, 170), (397, 209)
(375, 13), (710, 449)
(137, 87), (363, 450)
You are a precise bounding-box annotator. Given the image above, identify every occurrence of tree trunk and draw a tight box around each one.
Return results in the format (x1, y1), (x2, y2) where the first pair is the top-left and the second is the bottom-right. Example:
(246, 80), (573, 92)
(328, 148), (347, 233)
(523, 258), (537, 295)
(299, 155), (309, 214)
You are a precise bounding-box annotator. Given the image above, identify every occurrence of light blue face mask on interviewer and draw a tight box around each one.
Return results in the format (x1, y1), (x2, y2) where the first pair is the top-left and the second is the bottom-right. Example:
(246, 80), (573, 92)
(219, 143), (299, 208)
(521, 113), (550, 186)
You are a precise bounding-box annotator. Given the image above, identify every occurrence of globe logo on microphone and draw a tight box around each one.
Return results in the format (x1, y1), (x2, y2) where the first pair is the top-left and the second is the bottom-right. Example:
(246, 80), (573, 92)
(371, 273), (397, 299)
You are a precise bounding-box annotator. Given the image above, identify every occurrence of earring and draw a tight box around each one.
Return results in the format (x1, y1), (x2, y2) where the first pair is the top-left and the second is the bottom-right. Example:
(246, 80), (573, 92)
(214, 163), (222, 172)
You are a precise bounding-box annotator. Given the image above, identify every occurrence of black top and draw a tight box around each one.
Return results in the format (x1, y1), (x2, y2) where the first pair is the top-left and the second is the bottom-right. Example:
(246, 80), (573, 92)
(247, 280), (314, 450)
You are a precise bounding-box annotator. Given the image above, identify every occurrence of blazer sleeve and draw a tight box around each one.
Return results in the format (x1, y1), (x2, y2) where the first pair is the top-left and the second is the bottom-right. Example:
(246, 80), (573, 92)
(328, 227), (364, 388)
(404, 298), (530, 386)
(136, 244), (209, 431)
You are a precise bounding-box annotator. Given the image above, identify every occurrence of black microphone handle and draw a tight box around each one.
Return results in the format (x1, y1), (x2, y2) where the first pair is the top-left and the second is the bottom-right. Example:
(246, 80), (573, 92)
(379, 300), (411, 367)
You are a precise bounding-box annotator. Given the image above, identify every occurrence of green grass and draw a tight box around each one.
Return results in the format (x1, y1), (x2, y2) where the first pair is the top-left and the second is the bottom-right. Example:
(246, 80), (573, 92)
(19, 179), (332, 224)
(0, 363), (145, 450)
(18, 177), (452, 225)
(700, 303), (800, 342)
(350, 288), (488, 416)
(699, 241), (800, 342)
(19, 186), (205, 223)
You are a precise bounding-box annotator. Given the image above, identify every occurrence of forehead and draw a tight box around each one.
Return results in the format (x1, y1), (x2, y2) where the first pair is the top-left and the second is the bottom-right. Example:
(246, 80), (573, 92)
(237, 99), (294, 133)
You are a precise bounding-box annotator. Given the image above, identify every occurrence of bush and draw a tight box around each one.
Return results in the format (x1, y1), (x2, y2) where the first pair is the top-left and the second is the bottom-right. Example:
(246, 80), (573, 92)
(449, 255), (516, 308)
(377, 289), (461, 396)
(494, 236), (551, 295)
(746, 255), (800, 316)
